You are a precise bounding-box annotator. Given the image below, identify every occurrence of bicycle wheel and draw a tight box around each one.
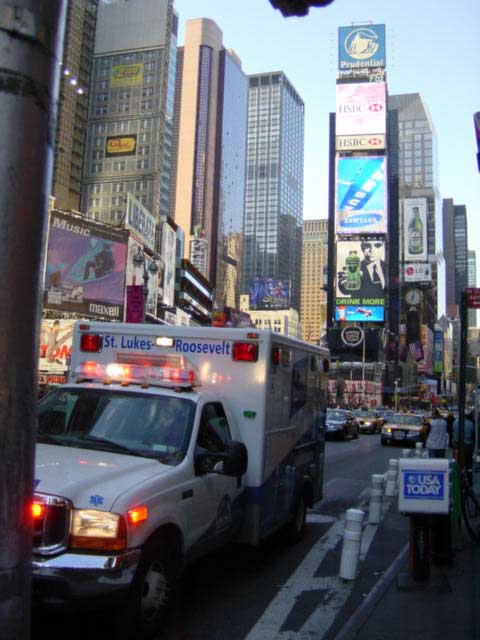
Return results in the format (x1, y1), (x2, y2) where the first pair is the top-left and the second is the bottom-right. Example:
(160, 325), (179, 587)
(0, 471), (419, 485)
(461, 484), (480, 543)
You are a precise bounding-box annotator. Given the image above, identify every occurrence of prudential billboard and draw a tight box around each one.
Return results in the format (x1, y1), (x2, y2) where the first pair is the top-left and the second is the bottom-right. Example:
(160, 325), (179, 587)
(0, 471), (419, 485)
(336, 156), (387, 235)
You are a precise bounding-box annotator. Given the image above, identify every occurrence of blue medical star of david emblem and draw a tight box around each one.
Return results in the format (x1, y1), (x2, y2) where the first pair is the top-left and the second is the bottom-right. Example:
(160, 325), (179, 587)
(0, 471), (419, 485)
(90, 494), (104, 507)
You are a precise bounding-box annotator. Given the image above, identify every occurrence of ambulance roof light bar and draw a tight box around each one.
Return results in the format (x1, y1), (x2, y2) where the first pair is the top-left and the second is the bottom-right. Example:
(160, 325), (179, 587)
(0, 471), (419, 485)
(72, 361), (198, 390)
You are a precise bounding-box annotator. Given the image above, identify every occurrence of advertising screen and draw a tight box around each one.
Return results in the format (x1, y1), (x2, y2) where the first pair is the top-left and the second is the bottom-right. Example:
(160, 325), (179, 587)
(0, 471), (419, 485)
(335, 305), (384, 323)
(105, 135), (137, 157)
(336, 82), (386, 137)
(403, 198), (428, 262)
(338, 24), (386, 70)
(336, 156), (387, 235)
(124, 236), (161, 319)
(336, 238), (387, 307)
(249, 278), (290, 311)
(110, 63), (143, 87)
(433, 330), (444, 374)
(161, 222), (177, 308)
(44, 211), (128, 320)
(38, 319), (74, 376)
(125, 193), (156, 251)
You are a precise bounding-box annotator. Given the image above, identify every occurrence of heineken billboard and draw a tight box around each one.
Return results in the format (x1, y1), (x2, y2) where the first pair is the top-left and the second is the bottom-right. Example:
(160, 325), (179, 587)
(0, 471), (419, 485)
(403, 198), (427, 262)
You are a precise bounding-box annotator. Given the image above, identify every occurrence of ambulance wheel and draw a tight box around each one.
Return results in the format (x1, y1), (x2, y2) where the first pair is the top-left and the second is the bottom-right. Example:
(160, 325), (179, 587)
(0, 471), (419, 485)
(286, 494), (307, 544)
(127, 538), (177, 639)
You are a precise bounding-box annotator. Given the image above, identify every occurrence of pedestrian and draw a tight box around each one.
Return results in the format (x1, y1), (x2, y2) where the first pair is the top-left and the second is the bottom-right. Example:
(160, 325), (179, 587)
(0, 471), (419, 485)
(453, 409), (475, 473)
(445, 411), (455, 448)
(426, 407), (449, 458)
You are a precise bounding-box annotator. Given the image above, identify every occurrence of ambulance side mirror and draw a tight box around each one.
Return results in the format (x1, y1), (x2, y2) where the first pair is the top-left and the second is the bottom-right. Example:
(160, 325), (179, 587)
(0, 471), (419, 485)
(194, 441), (248, 478)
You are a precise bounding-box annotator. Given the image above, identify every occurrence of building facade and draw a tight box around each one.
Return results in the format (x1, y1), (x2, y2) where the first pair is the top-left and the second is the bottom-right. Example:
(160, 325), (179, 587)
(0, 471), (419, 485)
(442, 198), (468, 318)
(301, 219), (328, 343)
(171, 19), (248, 311)
(52, 0), (98, 210)
(242, 72), (304, 313)
(239, 295), (302, 338)
(81, 0), (177, 235)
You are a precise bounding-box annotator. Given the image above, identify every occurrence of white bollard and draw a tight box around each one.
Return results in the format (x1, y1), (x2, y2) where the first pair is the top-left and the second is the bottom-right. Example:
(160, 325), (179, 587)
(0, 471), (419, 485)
(339, 508), (364, 580)
(402, 448), (411, 458)
(368, 474), (385, 524)
(415, 442), (423, 458)
(385, 458), (399, 497)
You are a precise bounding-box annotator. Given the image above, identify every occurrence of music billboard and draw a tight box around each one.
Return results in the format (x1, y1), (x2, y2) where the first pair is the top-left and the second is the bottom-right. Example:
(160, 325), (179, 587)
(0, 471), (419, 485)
(336, 238), (387, 307)
(249, 277), (290, 311)
(403, 198), (427, 262)
(336, 156), (387, 235)
(44, 210), (128, 320)
(336, 82), (386, 137)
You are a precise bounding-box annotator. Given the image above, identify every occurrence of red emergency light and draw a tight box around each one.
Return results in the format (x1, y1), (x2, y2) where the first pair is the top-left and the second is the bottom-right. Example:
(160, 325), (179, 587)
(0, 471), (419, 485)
(80, 333), (103, 353)
(232, 342), (258, 362)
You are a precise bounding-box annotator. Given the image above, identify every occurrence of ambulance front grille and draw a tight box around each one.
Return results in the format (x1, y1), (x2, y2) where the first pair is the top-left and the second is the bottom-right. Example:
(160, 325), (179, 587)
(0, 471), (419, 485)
(32, 494), (71, 556)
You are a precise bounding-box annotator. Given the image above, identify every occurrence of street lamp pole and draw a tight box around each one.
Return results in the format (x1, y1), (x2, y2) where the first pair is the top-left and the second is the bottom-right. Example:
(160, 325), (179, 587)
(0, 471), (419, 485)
(394, 379), (399, 412)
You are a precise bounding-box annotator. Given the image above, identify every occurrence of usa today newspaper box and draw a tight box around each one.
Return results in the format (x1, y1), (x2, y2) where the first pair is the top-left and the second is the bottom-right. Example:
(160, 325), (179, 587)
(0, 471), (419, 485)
(398, 458), (450, 514)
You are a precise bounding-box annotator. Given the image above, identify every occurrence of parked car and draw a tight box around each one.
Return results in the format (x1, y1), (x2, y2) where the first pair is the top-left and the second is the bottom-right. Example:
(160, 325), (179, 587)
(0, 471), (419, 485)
(353, 409), (382, 434)
(325, 408), (359, 441)
(381, 413), (427, 446)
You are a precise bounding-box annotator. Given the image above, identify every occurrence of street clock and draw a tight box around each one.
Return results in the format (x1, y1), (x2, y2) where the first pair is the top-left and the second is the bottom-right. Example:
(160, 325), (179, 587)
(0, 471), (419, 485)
(405, 288), (423, 307)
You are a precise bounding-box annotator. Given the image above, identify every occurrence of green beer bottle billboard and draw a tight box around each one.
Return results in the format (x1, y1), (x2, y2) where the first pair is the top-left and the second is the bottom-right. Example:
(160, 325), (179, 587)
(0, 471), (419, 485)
(408, 206), (424, 255)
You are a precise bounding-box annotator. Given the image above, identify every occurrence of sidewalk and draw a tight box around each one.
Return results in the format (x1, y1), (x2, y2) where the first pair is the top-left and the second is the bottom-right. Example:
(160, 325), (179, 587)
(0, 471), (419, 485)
(333, 503), (480, 640)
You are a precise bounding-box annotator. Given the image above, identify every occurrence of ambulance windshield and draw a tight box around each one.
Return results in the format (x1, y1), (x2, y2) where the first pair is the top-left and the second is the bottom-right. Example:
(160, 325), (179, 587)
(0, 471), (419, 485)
(37, 388), (196, 463)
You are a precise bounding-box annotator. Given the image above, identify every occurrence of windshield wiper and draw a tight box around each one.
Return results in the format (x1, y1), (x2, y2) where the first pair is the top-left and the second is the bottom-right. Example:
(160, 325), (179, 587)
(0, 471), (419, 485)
(36, 433), (64, 445)
(81, 435), (157, 459)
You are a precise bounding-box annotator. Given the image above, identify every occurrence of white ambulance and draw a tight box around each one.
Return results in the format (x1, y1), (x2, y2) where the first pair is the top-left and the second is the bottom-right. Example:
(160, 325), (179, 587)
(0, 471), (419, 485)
(33, 322), (329, 636)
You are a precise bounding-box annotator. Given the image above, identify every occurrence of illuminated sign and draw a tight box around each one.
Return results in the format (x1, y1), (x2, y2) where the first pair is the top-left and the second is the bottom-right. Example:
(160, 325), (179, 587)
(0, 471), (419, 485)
(335, 305), (384, 323)
(336, 134), (385, 151)
(336, 156), (387, 234)
(338, 25), (386, 70)
(336, 82), (386, 136)
(110, 63), (144, 87)
(336, 238), (387, 307)
(249, 278), (290, 311)
(403, 263), (432, 283)
(105, 135), (137, 157)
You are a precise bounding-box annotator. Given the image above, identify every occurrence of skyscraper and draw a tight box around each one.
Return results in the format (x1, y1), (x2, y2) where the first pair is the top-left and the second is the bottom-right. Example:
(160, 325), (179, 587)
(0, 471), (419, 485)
(52, 0), (98, 210)
(301, 219), (328, 343)
(443, 198), (468, 316)
(388, 93), (442, 329)
(242, 72), (304, 313)
(81, 0), (177, 231)
(171, 19), (248, 310)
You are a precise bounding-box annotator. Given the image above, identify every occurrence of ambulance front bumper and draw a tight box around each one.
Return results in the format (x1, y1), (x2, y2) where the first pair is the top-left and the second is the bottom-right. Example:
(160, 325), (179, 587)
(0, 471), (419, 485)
(32, 548), (141, 607)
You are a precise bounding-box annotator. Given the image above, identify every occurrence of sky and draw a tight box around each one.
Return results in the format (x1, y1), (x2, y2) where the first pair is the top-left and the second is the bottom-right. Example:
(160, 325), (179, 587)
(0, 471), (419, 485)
(173, 0), (480, 261)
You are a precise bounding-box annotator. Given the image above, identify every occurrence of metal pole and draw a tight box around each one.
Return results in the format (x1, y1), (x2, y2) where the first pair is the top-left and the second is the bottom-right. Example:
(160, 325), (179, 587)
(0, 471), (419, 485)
(0, 4), (66, 639)
(142, 263), (149, 323)
(458, 290), (468, 469)
(395, 380), (399, 412)
(362, 322), (366, 404)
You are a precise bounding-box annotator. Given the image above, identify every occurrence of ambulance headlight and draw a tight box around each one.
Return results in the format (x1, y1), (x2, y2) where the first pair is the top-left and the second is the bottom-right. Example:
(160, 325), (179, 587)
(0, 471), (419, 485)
(70, 510), (127, 551)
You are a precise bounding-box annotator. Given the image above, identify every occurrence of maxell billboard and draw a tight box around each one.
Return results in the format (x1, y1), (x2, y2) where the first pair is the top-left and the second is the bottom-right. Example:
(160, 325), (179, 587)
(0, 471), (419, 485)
(44, 210), (128, 320)
(336, 82), (386, 138)
(336, 156), (387, 235)
(403, 198), (428, 262)
(338, 25), (386, 70)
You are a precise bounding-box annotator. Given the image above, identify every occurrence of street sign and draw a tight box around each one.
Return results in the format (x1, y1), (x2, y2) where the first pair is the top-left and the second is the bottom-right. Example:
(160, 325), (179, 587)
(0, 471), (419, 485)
(465, 288), (480, 308)
(398, 459), (449, 514)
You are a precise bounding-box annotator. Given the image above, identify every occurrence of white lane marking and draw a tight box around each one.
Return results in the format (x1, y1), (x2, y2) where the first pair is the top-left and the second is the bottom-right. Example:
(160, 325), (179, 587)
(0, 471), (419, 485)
(306, 513), (336, 524)
(244, 519), (345, 640)
(246, 498), (387, 640)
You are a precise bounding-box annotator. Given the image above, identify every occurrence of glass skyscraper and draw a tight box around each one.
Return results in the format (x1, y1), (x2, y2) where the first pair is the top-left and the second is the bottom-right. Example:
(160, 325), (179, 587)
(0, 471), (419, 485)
(242, 72), (304, 312)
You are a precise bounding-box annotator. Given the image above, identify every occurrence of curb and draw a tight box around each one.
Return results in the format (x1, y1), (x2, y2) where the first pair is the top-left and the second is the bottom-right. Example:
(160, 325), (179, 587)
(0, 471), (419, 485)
(332, 542), (409, 640)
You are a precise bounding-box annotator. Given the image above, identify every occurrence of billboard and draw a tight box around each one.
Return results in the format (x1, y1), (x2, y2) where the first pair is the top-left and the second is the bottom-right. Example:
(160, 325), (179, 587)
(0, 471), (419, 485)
(338, 25), (386, 70)
(336, 156), (387, 235)
(124, 236), (161, 319)
(38, 319), (74, 375)
(44, 211), (128, 320)
(403, 263), (432, 283)
(249, 278), (290, 311)
(335, 305), (384, 323)
(161, 221), (177, 307)
(110, 63), (143, 87)
(105, 135), (137, 157)
(336, 134), (385, 152)
(433, 330), (444, 374)
(403, 198), (428, 262)
(336, 238), (387, 307)
(336, 82), (386, 137)
(125, 193), (156, 251)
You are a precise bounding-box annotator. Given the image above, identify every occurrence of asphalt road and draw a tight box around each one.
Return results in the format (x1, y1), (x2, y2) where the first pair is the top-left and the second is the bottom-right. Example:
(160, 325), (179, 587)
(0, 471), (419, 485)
(32, 433), (407, 640)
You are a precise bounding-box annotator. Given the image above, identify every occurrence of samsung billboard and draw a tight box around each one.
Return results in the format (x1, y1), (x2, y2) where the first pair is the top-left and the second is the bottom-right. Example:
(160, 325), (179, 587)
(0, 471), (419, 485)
(336, 156), (387, 235)
(338, 25), (386, 70)
(336, 82), (386, 138)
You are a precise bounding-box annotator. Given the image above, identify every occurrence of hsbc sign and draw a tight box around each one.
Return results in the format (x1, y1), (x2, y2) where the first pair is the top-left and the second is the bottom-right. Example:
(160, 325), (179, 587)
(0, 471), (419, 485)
(336, 134), (385, 151)
(336, 82), (386, 136)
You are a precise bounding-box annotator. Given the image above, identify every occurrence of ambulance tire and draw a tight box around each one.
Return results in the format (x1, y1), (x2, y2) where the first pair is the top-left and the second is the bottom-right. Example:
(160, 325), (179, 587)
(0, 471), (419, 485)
(286, 493), (307, 544)
(126, 536), (178, 639)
